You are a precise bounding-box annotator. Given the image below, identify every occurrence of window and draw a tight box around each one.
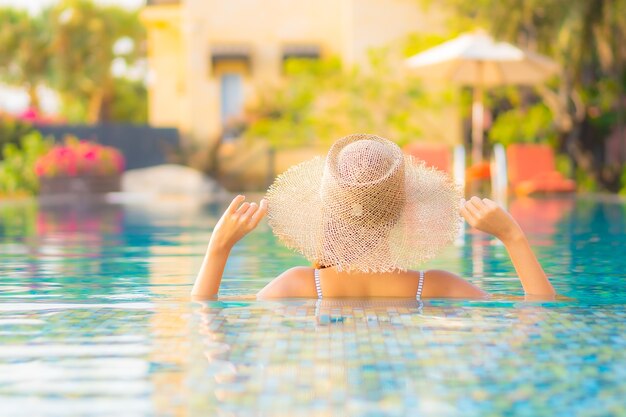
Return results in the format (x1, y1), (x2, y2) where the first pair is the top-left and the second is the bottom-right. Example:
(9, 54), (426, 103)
(282, 45), (321, 61)
(211, 45), (251, 72)
(220, 73), (244, 141)
(220, 73), (244, 122)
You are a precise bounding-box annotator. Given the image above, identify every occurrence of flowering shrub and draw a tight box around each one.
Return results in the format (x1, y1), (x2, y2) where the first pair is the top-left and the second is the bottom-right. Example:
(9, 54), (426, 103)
(35, 137), (125, 178)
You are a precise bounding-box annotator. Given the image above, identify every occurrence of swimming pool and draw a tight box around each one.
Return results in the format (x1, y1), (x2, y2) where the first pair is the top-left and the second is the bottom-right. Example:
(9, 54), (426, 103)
(0, 195), (624, 416)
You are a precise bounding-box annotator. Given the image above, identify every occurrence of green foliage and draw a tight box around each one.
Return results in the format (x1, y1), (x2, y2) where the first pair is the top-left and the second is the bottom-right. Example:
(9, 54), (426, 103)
(420, 0), (626, 190)
(0, 131), (52, 195)
(0, 117), (35, 158)
(403, 32), (461, 57)
(0, 7), (53, 109)
(50, 0), (146, 123)
(575, 167), (599, 193)
(620, 167), (626, 196)
(0, 1), (146, 123)
(0, 202), (37, 237)
(488, 103), (557, 146)
(420, 0), (626, 70)
(245, 50), (452, 148)
(60, 77), (149, 124)
(110, 78), (148, 124)
(555, 153), (572, 178)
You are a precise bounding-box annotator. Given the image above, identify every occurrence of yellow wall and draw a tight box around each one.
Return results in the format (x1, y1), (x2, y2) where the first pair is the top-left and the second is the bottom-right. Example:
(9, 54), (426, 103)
(142, 6), (185, 129)
(343, 0), (448, 66)
(142, 0), (459, 150)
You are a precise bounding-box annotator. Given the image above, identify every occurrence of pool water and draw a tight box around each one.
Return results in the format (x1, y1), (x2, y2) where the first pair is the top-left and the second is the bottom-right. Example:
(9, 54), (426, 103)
(0, 195), (625, 416)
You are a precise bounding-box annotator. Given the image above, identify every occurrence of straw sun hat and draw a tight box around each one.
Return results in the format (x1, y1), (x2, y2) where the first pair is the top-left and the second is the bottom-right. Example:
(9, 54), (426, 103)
(266, 134), (462, 273)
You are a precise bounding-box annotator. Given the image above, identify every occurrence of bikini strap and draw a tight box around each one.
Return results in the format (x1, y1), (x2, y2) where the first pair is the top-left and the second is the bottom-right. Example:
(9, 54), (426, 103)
(314, 269), (323, 299)
(416, 270), (425, 300)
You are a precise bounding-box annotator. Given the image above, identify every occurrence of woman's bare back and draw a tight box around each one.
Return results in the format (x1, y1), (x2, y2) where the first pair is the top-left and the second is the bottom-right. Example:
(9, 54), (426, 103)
(256, 267), (487, 299)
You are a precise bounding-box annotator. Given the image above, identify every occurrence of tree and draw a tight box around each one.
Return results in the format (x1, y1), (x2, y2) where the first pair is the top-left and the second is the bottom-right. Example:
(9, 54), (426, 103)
(49, 0), (145, 123)
(0, 1), (147, 124)
(110, 78), (147, 124)
(0, 7), (53, 111)
(244, 50), (451, 149)
(420, 0), (626, 190)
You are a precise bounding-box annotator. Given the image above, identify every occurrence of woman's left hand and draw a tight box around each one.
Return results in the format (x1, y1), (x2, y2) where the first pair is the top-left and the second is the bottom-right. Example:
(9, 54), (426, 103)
(209, 195), (268, 252)
(460, 196), (522, 242)
(460, 196), (555, 297)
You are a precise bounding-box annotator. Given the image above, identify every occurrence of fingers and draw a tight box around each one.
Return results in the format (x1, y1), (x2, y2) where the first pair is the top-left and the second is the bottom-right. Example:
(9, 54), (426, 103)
(250, 198), (268, 227)
(460, 207), (476, 225)
(464, 197), (483, 219)
(467, 196), (486, 213)
(235, 202), (251, 215)
(241, 202), (258, 218)
(234, 198), (268, 229)
(459, 199), (477, 226)
(482, 198), (499, 210)
(226, 195), (246, 214)
(461, 196), (494, 224)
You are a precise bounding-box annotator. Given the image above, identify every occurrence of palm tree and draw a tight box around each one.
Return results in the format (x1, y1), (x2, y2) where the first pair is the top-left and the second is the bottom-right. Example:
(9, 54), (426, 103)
(0, 7), (54, 111)
(50, 0), (145, 123)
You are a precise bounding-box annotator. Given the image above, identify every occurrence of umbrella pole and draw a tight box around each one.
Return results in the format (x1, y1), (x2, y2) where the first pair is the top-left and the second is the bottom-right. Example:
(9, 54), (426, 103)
(471, 63), (484, 164)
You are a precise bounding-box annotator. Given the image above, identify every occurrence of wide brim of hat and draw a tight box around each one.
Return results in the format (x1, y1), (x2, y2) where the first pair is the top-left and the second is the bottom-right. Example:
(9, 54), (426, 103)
(266, 155), (462, 272)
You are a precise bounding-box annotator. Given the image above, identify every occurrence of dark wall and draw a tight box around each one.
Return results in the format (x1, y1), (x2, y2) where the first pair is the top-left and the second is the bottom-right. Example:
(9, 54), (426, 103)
(36, 124), (180, 170)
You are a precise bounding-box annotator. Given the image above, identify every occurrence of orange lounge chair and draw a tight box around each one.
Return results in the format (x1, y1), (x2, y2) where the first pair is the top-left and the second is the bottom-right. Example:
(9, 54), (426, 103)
(466, 161), (491, 182)
(506, 144), (575, 196)
(404, 142), (468, 190)
(403, 142), (451, 173)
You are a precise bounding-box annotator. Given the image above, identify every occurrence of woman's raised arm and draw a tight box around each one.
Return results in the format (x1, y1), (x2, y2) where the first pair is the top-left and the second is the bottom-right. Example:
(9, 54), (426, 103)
(191, 195), (268, 299)
(460, 197), (556, 297)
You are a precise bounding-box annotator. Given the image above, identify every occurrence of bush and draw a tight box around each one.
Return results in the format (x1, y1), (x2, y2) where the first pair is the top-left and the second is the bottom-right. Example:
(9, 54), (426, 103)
(110, 78), (148, 124)
(575, 167), (599, 193)
(244, 51), (447, 148)
(488, 103), (557, 147)
(620, 167), (626, 196)
(0, 117), (35, 159)
(0, 131), (52, 196)
(35, 137), (125, 178)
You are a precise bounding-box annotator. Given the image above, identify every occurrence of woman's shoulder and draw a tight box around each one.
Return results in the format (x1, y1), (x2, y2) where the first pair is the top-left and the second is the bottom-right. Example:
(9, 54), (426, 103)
(421, 269), (488, 298)
(256, 267), (488, 299)
(256, 267), (316, 299)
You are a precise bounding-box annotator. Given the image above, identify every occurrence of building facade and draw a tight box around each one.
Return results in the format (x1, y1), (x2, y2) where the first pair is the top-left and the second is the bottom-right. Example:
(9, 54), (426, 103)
(141, 0), (455, 146)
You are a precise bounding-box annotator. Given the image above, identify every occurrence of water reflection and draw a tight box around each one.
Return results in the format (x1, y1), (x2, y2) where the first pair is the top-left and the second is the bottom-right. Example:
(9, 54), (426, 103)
(189, 299), (624, 416)
(0, 196), (625, 417)
(509, 196), (575, 238)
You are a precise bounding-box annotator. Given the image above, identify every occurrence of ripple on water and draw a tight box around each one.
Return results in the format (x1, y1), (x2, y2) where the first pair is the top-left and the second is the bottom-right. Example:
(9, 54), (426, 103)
(0, 196), (624, 416)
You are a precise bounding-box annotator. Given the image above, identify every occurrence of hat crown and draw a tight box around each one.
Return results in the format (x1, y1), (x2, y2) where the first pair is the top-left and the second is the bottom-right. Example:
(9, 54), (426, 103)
(328, 135), (403, 188)
(321, 134), (405, 239)
(336, 140), (398, 185)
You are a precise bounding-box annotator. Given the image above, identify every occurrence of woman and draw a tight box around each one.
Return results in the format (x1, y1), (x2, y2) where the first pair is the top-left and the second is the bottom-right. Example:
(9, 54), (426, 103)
(192, 134), (555, 300)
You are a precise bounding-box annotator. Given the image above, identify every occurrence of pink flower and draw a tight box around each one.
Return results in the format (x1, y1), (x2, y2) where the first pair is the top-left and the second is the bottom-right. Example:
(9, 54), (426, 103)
(35, 139), (125, 178)
(35, 160), (45, 176)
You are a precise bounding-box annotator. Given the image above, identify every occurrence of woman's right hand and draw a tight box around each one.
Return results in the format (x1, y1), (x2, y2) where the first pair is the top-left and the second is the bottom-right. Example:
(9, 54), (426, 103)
(460, 197), (523, 242)
(208, 195), (268, 252)
(193, 195), (268, 299)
